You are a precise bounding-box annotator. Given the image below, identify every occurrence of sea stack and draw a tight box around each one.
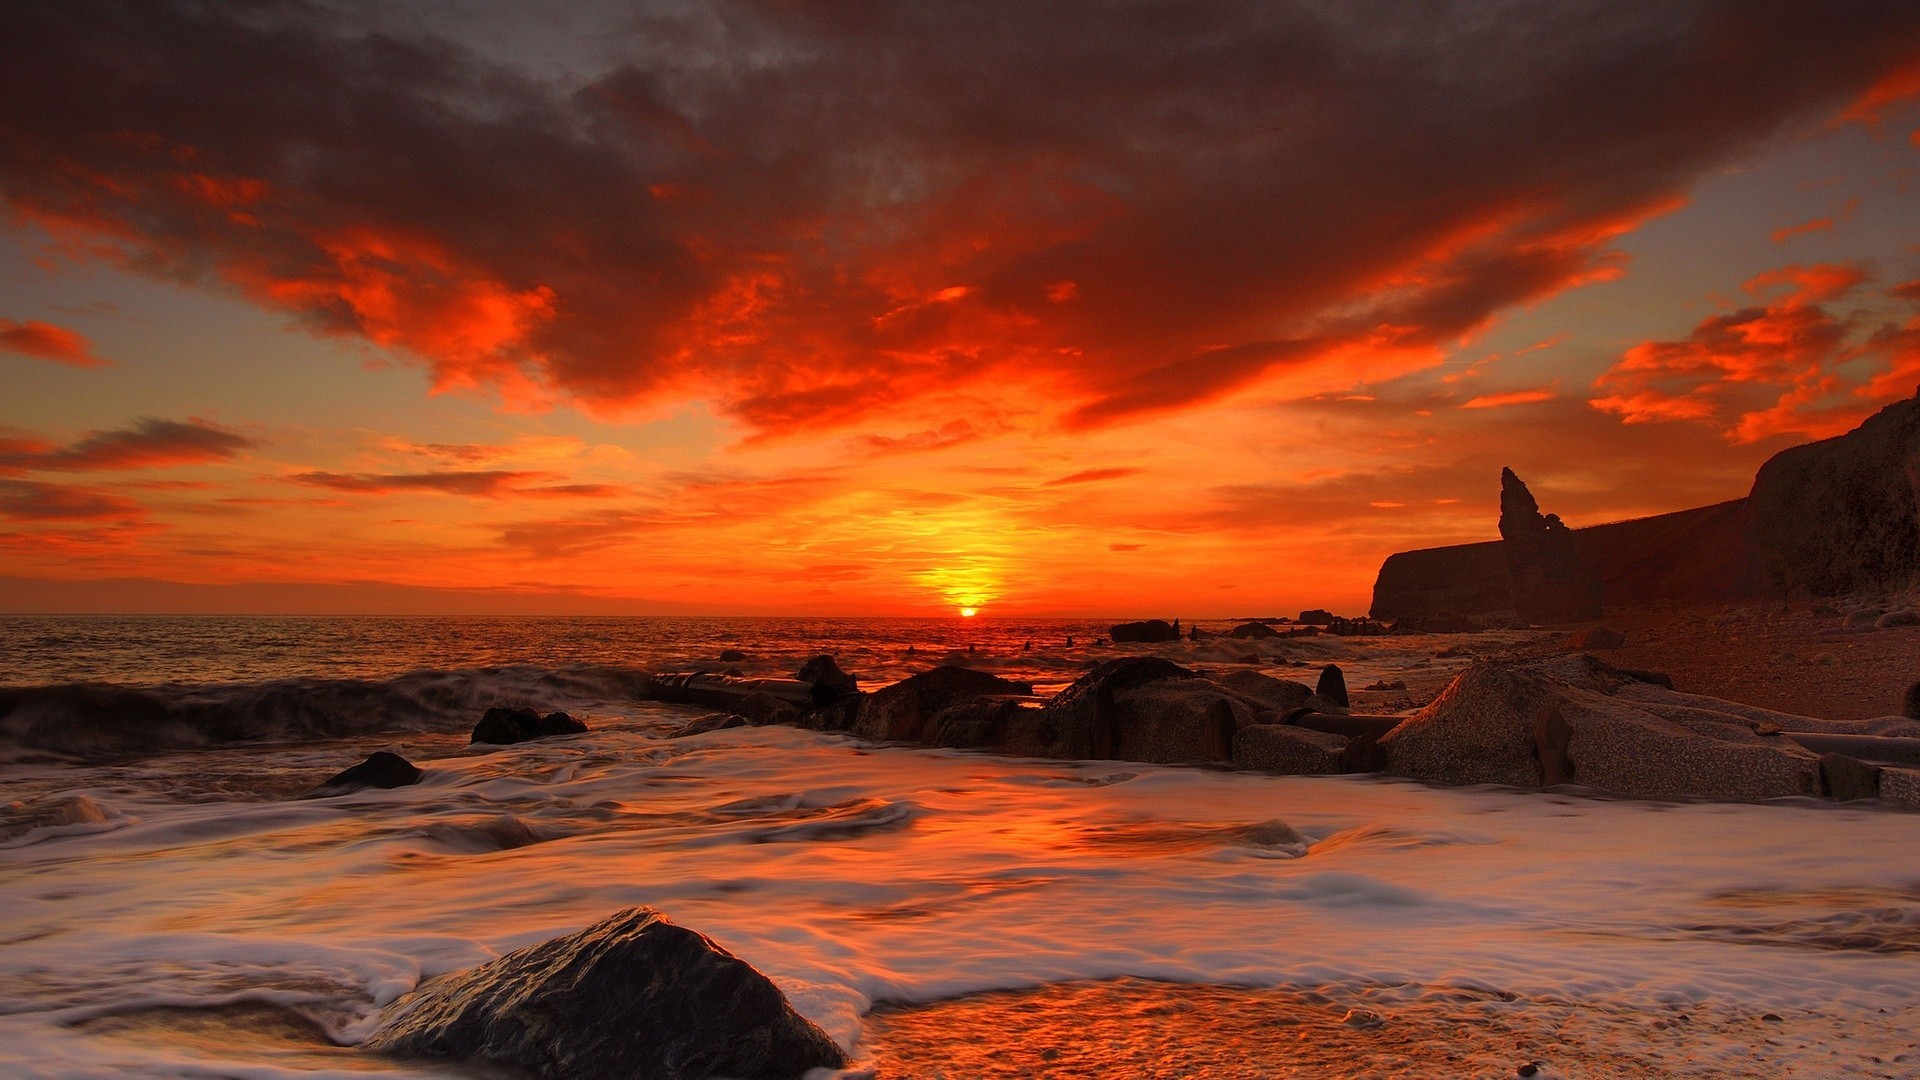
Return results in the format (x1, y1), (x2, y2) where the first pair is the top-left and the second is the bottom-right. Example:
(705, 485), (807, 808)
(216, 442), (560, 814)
(1498, 468), (1603, 624)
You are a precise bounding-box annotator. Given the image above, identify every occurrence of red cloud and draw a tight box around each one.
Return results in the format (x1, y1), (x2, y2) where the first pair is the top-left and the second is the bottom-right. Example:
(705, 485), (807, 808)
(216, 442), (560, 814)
(1461, 388), (1557, 409)
(0, 479), (145, 521)
(3, 4), (1919, 434)
(0, 319), (111, 367)
(0, 418), (252, 472)
(1590, 265), (1920, 441)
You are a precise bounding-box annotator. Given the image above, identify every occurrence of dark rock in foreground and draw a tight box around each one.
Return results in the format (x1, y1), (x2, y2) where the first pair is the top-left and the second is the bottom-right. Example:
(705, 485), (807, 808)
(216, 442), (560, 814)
(305, 751), (421, 797)
(1109, 619), (1180, 643)
(794, 655), (859, 703)
(471, 707), (589, 745)
(367, 907), (845, 1080)
(850, 665), (1033, 744)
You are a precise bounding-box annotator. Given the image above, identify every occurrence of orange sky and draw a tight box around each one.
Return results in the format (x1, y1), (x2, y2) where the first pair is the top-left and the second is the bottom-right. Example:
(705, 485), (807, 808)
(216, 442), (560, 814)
(3, 2), (1920, 616)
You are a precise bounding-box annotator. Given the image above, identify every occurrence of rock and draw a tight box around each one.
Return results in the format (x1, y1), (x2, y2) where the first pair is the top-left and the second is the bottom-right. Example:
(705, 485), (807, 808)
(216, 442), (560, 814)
(1877, 609), (1920, 629)
(1189, 625), (1214, 640)
(1108, 619), (1180, 643)
(719, 649), (748, 662)
(794, 655), (858, 703)
(1002, 658), (1260, 763)
(1819, 754), (1881, 800)
(1500, 468), (1605, 623)
(471, 707), (589, 745)
(305, 751), (422, 796)
(732, 692), (802, 727)
(1846, 608), (1885, 628)
(672, 713), (749, 737)
(1316, 665), (1349, 710)
(1227, 621), (1279, 639)
(1377, 662), (1824, 800)
(1389, 612), (1484, 634)
(1907, 681), (1920, 722)
(1297, 609), (1336, 626)
(1231, 723), (1347, 774)
(1882, 767), (1920, 809)
(851, 666), (1032, 743)
(1361, 680), (1407, 692)
(1215, 670), (1315, 712)
(366, 907), (845, 1080)
(1567, 626), (1627, 650)
(1747, 391), (1920, 597)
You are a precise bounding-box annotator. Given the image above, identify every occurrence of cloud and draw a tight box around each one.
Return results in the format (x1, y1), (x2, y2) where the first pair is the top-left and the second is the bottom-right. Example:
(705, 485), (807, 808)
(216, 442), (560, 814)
(284, 465), (595, 495)
(1770, 216), (1835, 243)
(1590, 264), (1920, 441)
(3, 2), (1917, 434)
(0, 417), (253, 471)
(0, 318), (111, 367)
(0, 479), (145, 520)
(1044, 467), (1146, 486)
(1461, 388), (1556, 409)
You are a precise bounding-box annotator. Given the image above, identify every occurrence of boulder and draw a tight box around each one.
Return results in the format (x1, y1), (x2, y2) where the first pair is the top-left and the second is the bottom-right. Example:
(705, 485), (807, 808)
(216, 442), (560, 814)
(471, 708), (589, 745)
(1297, 609), (1336, 626)
(1377, 661), (1825, 800)
(1109, 619), (1180, 643)
(794, 656), (858, 703)
(1002, 658), (1259, 762)
(366, 907), (845, 1080)
(1818, 754), (1881, 801)
(1878, 610), (1920, 629)
(719, 650), (748, 662)
(851, 666), (1033, 743)
(1882, 767), (1920, 809)
(305, 751), (422, 797)
(1499, 468), (1604, 623)
(1214, 670), (1315, 712)
(1567, 627), (1627, 650)
(1227, 621), (1279, 640)
(1747, 390), (1920, 596)
(1315, 665), (1349, 710)
(1231, 723), (1347, 775)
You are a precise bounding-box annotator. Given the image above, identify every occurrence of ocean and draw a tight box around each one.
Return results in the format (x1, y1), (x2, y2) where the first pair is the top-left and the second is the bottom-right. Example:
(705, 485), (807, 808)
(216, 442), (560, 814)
(2, 616), (1917, 1077)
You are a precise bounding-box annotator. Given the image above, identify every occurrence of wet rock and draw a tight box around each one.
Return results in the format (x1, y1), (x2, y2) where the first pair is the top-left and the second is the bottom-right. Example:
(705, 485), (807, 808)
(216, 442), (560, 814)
(306, 751), (422, 797)
(1004, 658), (1257, 763)
(366, 907), (845, 1080)
(1877, 610), (1920, 629)
(471, 708), (589, 745)
(1108, 619), (1180, 643)
(1215, 670), (1315, 712)
(1316, 665), (1349, 710)
(1227, 620), (1279, 639)
(794, 655), (858, 703)
(672, 713), (750, 738)
(1232, 723), (1346, 775)
(1819, 754), (1881, 801)
(852, 666), (1032, 743)
(1567, 626), (1626, 650)
(719, 649), (748, 662)
(1500, 468), (1605, 623)
(1378, 662), (1825, 799)
(733, 692), (802, 727)
(1297, 609), (1336, 625)
(1389, 612), (1484, 634)
(1881, 767), (1920, 809)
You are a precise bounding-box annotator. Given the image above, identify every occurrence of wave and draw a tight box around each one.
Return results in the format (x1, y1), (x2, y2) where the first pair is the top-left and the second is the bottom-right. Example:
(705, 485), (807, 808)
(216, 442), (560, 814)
(0, 664), (657, 761)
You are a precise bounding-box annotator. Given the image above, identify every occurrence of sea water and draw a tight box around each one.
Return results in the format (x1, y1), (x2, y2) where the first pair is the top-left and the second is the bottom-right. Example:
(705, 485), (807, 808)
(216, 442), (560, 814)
(1, 616), (1915, 1077)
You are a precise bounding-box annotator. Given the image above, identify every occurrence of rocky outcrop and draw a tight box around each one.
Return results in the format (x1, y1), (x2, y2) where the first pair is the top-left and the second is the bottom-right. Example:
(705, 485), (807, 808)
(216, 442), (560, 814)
(471, 708), (588, 745)
(1499, 468), (1604, 623)
(1109, 619), (1179, 643)
(1748, 391), (1920, 596)
(1297, 609), (1335, 625)
(304, 751), (422, 796)
(1002, 658), (1259, 763)
(1231, 723), (1347, 774)
(367, 907), (845, 1080)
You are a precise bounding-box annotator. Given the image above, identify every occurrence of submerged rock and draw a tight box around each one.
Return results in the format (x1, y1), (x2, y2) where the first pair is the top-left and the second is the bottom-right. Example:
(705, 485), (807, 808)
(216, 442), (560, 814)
(366, 907), (845, 1080)
(305, 751), (422, 797)
(471, 707), (589, 745)
(1108, 619), (1180, 643)
(794, 655), (858, 703)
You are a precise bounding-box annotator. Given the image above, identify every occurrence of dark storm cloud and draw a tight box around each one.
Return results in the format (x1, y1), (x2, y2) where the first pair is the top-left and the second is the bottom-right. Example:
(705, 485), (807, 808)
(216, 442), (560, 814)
(3, 0), (1918, 431)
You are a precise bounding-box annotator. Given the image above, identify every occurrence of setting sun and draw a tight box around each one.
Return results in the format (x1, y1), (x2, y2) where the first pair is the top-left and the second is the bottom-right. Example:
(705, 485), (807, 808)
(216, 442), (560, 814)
(960, 607), (980, 617)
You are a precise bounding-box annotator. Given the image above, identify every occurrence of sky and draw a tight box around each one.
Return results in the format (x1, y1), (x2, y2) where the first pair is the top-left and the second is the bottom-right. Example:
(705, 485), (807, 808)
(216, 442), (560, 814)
(2, 0), (1919, 618)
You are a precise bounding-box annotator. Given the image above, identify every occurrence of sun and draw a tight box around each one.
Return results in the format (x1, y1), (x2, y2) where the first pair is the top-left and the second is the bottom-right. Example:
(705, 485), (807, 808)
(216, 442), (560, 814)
(959, 607), (980, 617)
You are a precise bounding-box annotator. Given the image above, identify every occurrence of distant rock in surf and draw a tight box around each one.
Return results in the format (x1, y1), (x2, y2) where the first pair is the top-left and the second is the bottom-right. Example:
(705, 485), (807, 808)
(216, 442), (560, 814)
(1298, 609), (1336, 625)
(1227, 621), (1278, 639)
(794, 655), (859, 703)
(719, 649), (748, 662)
(1108, 619), (1180, 643)
(470, 707), (589, 745)
(367, 907), (845, 1080)
(304, 751), (422, 797)
(1316, 665), (1349, 710)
